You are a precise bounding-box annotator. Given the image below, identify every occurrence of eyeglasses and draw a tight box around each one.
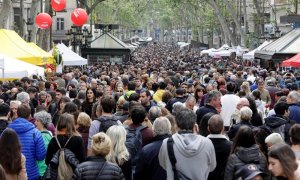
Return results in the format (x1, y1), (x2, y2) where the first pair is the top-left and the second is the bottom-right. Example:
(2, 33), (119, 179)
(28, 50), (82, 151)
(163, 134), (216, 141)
(116, 91), (123, 93)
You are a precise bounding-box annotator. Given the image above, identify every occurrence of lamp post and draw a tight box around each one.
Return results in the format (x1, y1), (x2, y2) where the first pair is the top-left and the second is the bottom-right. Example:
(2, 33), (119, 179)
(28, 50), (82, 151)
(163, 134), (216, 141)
(26, 18), (33, 42)
(66, 26), (93, 53)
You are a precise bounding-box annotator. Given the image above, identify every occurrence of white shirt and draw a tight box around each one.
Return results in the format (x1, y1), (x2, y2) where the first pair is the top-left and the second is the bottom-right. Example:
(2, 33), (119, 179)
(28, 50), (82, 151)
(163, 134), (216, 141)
(221, 94), (240, 127)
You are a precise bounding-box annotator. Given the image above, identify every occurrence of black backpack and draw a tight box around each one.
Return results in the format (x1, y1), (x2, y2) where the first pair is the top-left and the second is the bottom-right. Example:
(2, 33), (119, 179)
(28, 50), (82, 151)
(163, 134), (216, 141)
(125, 125), (147, 165)
(97, 116), (118, 133)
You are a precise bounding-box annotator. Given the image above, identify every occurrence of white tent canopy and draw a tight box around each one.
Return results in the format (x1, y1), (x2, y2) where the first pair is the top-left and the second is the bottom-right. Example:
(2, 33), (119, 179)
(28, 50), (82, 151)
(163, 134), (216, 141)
(0, 54), (44, 79)
(243, 41), (272, 60)
(55, 43), (87, 66)
(200, 48), (216, 57)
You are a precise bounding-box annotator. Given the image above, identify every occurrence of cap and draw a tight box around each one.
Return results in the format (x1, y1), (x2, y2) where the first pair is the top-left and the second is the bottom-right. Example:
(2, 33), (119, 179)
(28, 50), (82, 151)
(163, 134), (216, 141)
(236, 164), (264, 180)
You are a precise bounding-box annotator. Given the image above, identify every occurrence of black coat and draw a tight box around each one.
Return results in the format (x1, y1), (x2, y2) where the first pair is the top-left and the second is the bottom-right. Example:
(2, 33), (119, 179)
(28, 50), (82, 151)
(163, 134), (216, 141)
(227, 121), (254, 140)
(207, 135), (232, 180)
(72, 156), (125, 180)
(133, 134), (170, 180)
(166, 96), (186, 113)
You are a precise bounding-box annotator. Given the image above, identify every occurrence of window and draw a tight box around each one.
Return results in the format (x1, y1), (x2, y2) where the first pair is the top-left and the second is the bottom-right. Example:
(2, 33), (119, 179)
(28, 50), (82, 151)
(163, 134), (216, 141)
(13, 8), (20, 30)
(56, 18), (64, 30)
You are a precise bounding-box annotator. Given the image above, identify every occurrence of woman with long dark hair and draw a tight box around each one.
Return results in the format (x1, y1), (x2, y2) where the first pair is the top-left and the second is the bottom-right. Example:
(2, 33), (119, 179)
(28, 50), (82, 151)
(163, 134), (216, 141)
(268, 144), (300, 180)
(0, 128), (27, 180)
(224, 126), (267, 180)
(81, 87), (96, 117)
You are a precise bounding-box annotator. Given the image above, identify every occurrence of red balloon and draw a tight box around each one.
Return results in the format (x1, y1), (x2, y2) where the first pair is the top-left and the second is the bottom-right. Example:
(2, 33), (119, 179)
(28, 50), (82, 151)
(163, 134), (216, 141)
(51, 0), (66, 11)
(35, 13), (52, 29)
(71, 8), (88, 26)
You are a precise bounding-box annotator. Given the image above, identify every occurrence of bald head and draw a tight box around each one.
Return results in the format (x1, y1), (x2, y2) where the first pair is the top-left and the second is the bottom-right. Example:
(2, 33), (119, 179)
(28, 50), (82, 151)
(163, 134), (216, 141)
(236, 98), (249, 110)
(208, 115), (224, 134)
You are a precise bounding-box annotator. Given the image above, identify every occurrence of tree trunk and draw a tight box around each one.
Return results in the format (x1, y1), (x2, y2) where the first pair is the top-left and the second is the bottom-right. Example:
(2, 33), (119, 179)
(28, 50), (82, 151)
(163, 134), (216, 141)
(208, 0), (237, 46)
(37, 0), (51, 51)
(29, 0), (39, 42)
(223, 0), (246, 46)
(0, 0), (12, 28)
(253, 0), (264, 35)
(20, 0), (24, 38)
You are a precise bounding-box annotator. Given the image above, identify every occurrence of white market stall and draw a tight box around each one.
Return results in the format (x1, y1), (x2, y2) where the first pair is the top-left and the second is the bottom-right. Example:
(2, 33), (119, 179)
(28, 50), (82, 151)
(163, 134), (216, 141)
(243, 41), (272, 60)
(56, 43), (88, 66)
(0, 54), (44, 79)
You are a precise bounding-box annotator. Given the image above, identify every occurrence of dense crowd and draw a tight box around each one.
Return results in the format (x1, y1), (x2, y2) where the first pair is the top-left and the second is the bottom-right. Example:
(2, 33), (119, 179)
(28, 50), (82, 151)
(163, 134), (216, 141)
(0, 42), (300, 180)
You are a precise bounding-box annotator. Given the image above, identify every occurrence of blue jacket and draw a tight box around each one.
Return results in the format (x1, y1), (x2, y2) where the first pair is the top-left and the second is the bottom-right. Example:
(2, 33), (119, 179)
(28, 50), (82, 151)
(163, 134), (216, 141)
(288, 104), (300, 124)
(9, 118), (46, 180)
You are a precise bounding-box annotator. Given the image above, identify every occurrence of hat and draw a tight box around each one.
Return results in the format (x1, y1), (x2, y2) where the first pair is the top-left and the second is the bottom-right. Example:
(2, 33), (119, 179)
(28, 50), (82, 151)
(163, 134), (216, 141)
(266, 80), (275, 86)
(236, 164), (264, 180)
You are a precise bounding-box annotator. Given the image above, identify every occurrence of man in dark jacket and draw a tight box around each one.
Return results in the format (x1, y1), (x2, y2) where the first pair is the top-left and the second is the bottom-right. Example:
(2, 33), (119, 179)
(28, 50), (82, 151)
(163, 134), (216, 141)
(166, 88), (186, 113)
(134, 117), (171, 180)
(196, 90), (221, 130)
(207, 115), (232, 180)
(264, 102), (295, 144)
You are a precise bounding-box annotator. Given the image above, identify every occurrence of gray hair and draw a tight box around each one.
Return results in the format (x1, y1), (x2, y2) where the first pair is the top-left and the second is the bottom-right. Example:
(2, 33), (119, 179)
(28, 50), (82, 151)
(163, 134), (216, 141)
(207, 90), (222, 103)
(172, 102), (184, 114)
(185, 95), (196, 104)
(175, 108), (196, 130)
(148, 106), (162, 122)
(153, 117), (171, 136)
(34, 110), (52, 128)
(10, 100), (21, 107)
(240, 106), (253, 121)
(16, 92), (30, 104)
(265, 133), (284, 146)
(288, 91), (300, 103)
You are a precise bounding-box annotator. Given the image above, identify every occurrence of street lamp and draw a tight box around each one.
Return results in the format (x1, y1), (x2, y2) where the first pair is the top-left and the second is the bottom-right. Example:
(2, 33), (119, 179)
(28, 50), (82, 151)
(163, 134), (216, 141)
(26, 18), (34, 42)
(66, 26), (93, 53)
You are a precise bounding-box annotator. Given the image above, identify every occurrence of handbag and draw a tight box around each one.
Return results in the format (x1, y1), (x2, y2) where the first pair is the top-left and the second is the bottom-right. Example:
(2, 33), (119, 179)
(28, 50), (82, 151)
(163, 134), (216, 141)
(167, 137), (192, 180)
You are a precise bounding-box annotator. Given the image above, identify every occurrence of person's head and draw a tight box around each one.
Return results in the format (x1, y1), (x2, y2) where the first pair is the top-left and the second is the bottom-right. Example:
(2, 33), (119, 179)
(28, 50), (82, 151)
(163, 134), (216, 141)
(289, 124), (300, 146)
(58, 96), (70, 112)
(17, 104), (31, 119)
(207, 90), (222, 109)
(232, 126), (256, 153)
(79, 81), (87, 91)
(274, 102), (289, 116)
(55, 88), (67, 102)
(162, 90), (173, 104)
(130, 105), (146, 125)
(240, 106), (253, 122)
(287, 91), (300, 104)
(226, 82), (236, 93)
(101, 95), (115, 113)
(265, 133), (284, 149)
(106, 125), (129, 165)
(26, 87), (37, 100)
(139, 89), (151, 106)
(127, 81), (136, 91)
(46, 91), (56, 103)
(34, 111), (52, 130)
(85, 87), (96, 102)
(257, 79), (265, 90)
(56, 113), (78, 136)
(185, 96), (196, 111)
(0, 128), (22, 174)
(69, 89), (78, 99)
(252, 91), (261, 100)
(175, 108), (196, 131)
(275, 91), (284, 102)
(208, 114), (224, 134)
(236, 164), (264, 180)
(77, 112), (92, 128)
(268, 144), (298, 179)
(148, 106), (162, 122)
(194, 85), (205, 101)
(153, 117), (171, 136)
(91, 132), (111, 157)
(236, 97), (250, 110)
(0, 103), (10, 117)
(16, 92), (30, 104)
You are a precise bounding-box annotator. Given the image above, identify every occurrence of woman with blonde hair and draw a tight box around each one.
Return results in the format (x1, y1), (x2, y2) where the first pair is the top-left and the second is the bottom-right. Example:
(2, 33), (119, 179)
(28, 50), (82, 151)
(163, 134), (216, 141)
(73, 132), (125, 179)
(106, 125), (131, 180)
(240, 81), (251, 95)
(77, 112), (92, 156)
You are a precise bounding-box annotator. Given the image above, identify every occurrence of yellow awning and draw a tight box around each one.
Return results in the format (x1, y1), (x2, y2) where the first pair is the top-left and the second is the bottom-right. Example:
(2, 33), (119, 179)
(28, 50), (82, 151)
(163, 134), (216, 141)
(0, 29), (54, 66)
(28, 42), (55, 65)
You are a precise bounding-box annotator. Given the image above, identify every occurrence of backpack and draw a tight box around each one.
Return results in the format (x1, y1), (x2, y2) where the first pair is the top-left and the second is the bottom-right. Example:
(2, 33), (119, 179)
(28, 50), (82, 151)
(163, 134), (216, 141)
(97, 116), (118, 133)
(55, 136), (73, 180)
(125, 125), (147, 165)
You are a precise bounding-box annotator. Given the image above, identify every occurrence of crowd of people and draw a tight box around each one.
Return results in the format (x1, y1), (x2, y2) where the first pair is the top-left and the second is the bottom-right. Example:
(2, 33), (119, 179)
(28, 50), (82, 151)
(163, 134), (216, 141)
(0, 42), (300, 180)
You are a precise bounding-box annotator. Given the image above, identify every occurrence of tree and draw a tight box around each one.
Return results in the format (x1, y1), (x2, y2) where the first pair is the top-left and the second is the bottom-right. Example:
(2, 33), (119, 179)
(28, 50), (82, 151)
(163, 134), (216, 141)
(0, 0), (12, 28)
